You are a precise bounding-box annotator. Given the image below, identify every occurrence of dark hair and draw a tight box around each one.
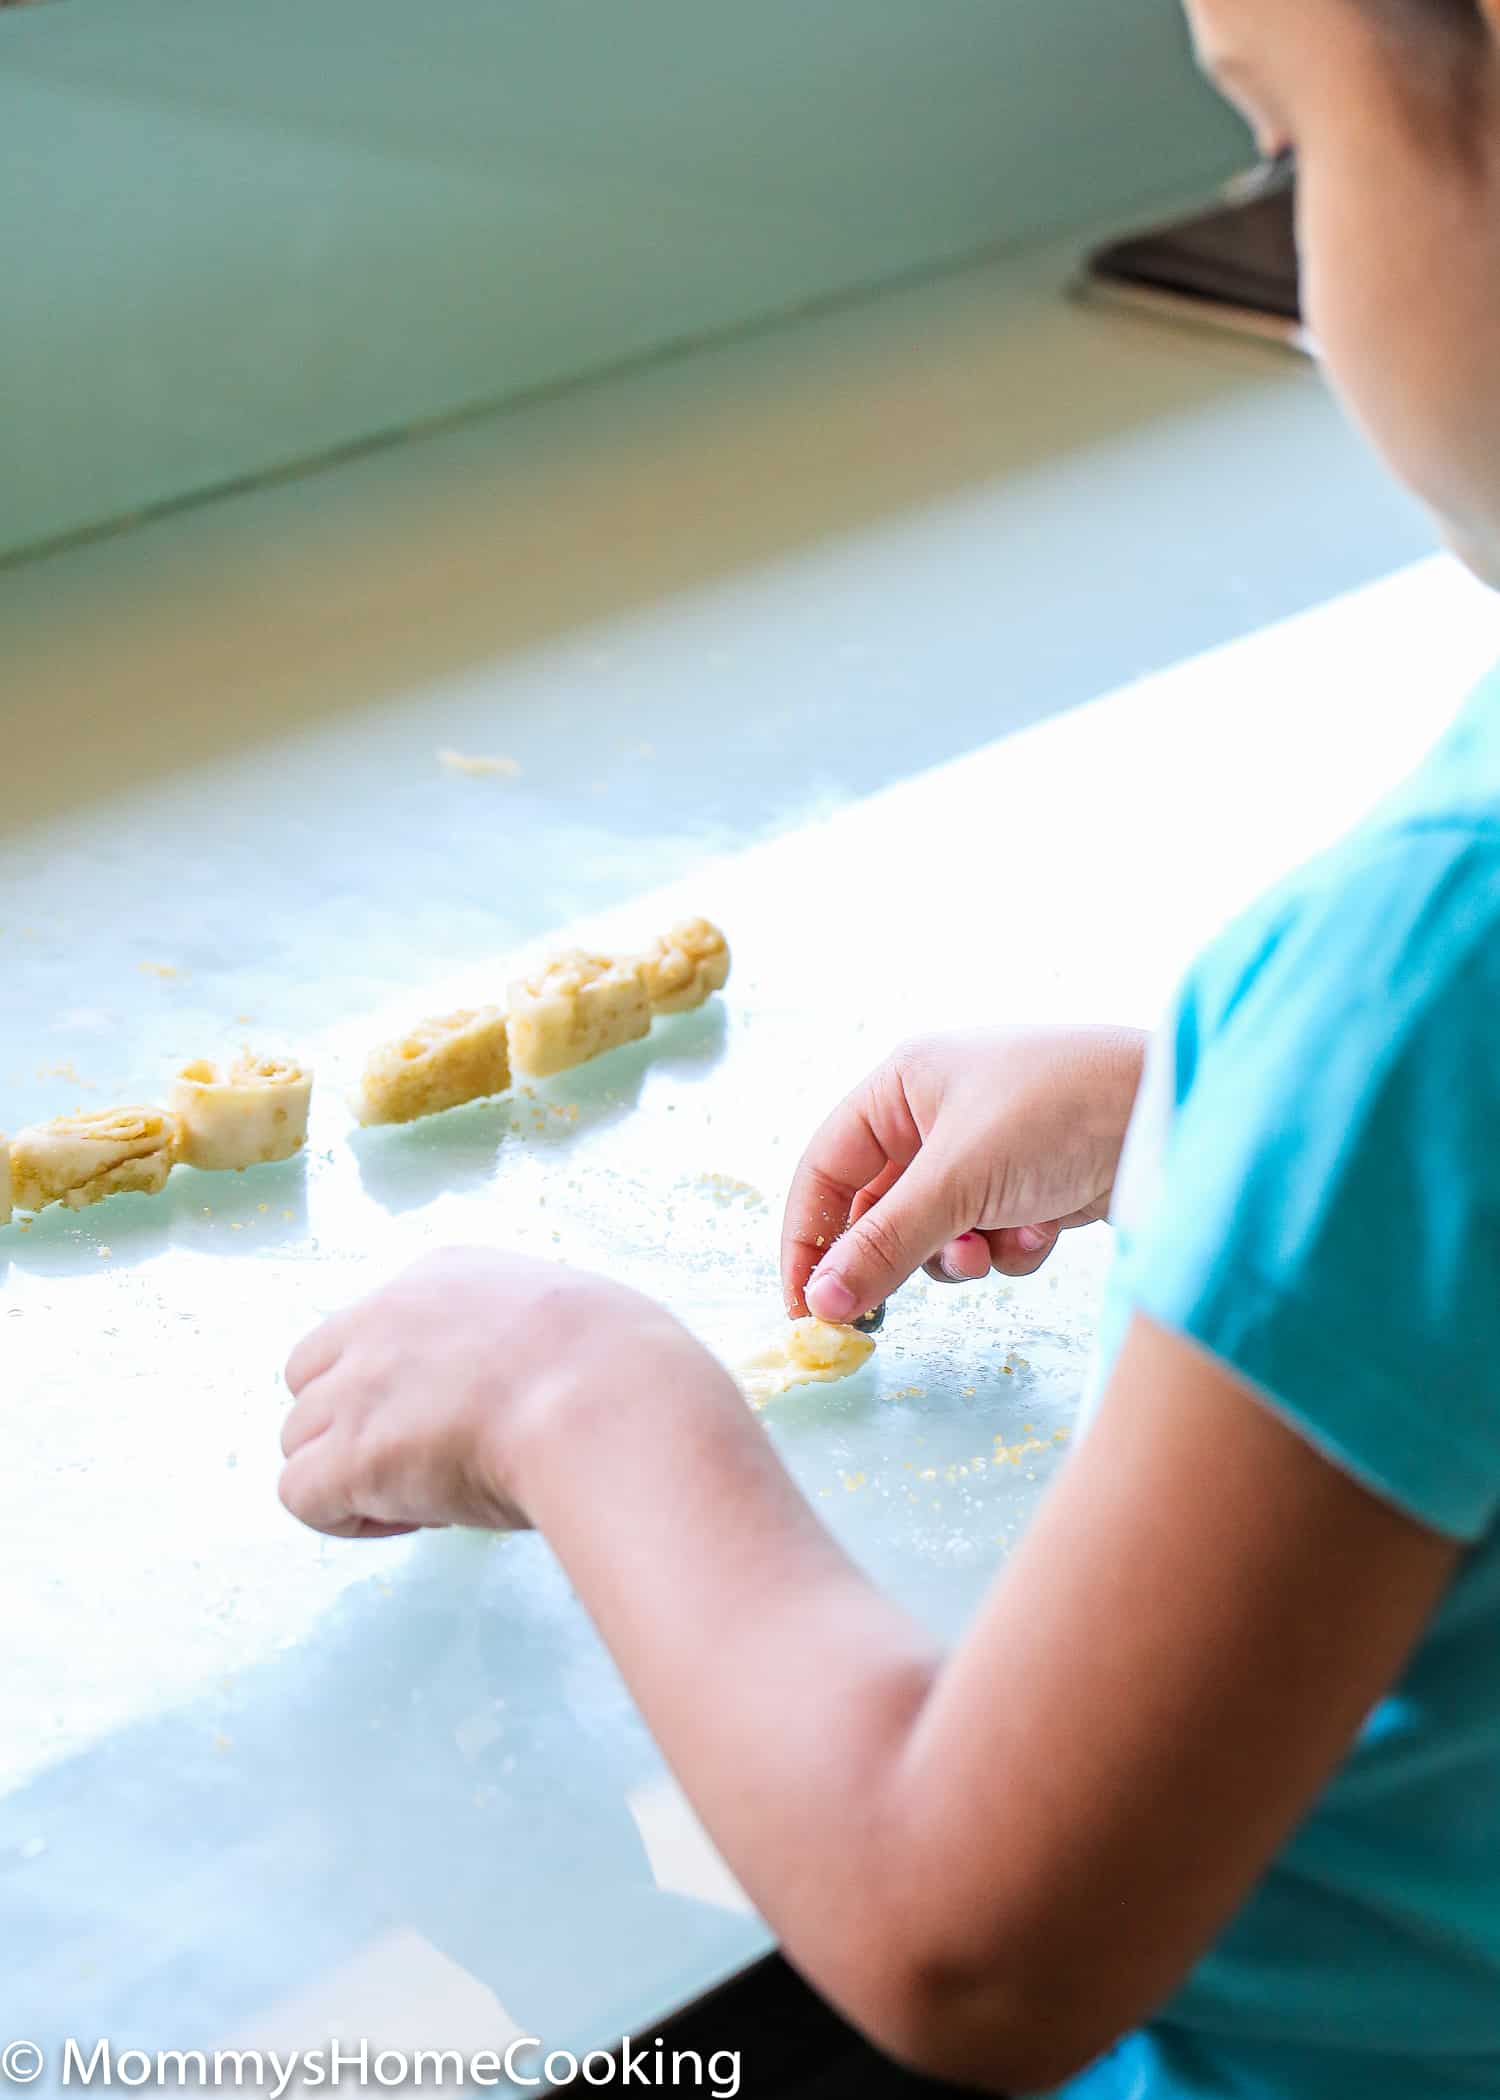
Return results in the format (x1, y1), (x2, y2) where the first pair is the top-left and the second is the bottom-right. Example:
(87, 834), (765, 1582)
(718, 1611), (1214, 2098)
(1365, 0), (1481, 27)
(1360, 0), (1489, 157)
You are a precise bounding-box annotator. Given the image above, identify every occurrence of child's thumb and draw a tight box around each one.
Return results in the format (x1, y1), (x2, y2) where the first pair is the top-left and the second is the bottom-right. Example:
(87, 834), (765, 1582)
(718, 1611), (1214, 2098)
(805, 1155), (965, 1325)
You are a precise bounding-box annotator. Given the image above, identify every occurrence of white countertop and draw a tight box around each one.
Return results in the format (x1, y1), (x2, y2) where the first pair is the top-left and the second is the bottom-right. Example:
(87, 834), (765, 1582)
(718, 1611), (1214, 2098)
(2, 239), (1492, 2077)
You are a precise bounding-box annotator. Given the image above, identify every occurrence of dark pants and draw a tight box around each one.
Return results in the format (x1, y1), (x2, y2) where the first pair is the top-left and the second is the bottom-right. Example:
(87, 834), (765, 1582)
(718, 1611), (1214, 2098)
(548, 1953), (997, 2099)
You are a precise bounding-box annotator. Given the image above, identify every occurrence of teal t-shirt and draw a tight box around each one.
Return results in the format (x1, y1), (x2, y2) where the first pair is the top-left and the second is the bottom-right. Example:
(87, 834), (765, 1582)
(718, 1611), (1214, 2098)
(1054, 669), (1500, 2100)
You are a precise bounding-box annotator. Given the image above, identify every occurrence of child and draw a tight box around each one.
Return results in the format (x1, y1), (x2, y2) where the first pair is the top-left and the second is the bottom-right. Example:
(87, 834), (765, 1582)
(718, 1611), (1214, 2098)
(279, 1), (1500, 2091)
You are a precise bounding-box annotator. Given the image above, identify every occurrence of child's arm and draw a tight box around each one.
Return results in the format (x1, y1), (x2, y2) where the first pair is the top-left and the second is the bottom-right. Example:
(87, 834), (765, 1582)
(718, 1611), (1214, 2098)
(280, 1252), (1456, 2094)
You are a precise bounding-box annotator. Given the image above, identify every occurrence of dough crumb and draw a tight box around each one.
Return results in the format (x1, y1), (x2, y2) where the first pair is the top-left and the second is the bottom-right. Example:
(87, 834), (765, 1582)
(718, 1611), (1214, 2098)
(993, 1437), (1046, 1467)
(739, 1316), (875, 1408)
(437, 748), (522, 778)
(36, 1059), (95, 1090)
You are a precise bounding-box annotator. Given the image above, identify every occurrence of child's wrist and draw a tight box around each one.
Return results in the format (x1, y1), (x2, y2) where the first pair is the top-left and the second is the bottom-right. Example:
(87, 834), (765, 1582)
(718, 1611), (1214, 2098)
(495, 1305), (732, 1520)
(1081, 1026), (1149, 1140)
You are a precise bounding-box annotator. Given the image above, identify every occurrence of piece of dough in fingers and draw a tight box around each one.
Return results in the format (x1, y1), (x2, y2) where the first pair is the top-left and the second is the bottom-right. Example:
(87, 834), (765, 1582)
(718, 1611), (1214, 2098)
(739, 1316), (875, 1408)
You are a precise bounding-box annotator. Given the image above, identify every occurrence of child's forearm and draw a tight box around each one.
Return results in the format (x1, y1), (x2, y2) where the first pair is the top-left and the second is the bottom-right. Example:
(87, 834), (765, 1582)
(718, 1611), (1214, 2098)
(511, 1341), (946, 2038)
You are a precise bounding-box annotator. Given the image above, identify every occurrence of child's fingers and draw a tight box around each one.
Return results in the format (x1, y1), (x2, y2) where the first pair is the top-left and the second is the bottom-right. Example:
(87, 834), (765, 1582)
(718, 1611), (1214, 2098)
(805, 1149), (967, 1323)
(280, 1374), (335, 1459)
(781, 1096), (916, 1313)
(986, 1220), (1063, 1278)
(781, 1170), (849, 1314)
(848, 1159), (905, 1226)
(278, 1435), (422, 1539)
(278, 1439), (363, 1536)
(285, 1309), (354, 1396)
(923, 1231), (993, 1285)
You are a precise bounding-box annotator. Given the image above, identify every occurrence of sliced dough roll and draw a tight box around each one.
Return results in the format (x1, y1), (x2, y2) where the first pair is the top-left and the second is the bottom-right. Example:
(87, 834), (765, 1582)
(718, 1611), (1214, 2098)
(11, 1107), (177, 1214)
(358, 1007), (511, 1126)
(507, 951), (651, 1080)
(638, 917), (731, 1015)
(171, 1053), (313, 1170)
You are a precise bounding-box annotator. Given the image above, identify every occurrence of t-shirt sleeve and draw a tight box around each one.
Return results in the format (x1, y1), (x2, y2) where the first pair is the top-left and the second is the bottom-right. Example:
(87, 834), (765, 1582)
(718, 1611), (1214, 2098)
(1124, 829), (1500, 1543)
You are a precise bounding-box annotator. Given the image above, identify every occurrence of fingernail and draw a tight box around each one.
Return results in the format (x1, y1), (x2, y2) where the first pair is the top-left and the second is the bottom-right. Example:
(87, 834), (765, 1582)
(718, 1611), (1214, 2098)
(807, 1272), (858, 1323)
(936, 1232), (985, 1280)
(1017, 1225), (1052, 1253)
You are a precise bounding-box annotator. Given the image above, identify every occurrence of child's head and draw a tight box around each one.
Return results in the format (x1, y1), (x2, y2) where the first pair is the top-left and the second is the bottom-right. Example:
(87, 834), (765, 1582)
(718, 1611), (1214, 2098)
(1186, 0), (1500, 584)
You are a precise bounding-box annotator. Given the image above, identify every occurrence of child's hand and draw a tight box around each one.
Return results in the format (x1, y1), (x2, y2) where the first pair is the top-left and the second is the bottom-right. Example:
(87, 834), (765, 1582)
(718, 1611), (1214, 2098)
(278, 1248), (711, 1538)
(783, 1027), (1145, 1323)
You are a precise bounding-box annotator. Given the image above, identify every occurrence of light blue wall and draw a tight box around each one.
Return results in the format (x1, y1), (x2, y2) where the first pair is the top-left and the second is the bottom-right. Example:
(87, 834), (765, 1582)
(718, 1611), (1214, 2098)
(0, 0), (1244, 562)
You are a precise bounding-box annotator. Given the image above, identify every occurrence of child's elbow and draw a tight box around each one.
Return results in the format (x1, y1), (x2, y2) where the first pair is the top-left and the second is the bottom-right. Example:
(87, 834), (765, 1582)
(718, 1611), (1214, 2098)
(854, 1961), (1113, 2097)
